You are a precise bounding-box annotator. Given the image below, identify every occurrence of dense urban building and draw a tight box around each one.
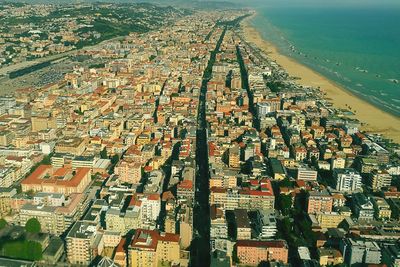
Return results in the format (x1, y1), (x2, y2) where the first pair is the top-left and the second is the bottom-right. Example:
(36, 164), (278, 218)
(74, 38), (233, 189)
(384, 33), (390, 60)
(0, 2), (399, 267)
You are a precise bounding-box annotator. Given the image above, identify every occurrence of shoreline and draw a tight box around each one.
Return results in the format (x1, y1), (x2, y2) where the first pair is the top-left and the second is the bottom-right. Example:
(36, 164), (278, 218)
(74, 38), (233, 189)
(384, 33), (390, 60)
(241, 13), (400, 143)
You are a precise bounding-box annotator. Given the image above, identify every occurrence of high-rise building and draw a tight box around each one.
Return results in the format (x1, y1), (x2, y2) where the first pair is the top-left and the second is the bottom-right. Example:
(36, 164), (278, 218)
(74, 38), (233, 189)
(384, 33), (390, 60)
(333, 168), (362, 192)
(370, 169), (392, 191)
(255, 210), (277, 239)
(341, 238), (381, 266)
(228, 146), (240, 168)
(0, 187), (16, 216)
(257, 102), (272, 118)
(307, 190), (333, 214)
(114, 160), (142, 184)
(234, 209), (251, 240)
(66, 221), (103, 265)
(372, 197), (391, 220)
(210, 205), (228, 241)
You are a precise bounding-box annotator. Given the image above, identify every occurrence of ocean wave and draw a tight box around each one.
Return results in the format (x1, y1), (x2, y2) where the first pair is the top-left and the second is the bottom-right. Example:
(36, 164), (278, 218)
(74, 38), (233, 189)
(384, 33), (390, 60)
(368, 95), (400, 113)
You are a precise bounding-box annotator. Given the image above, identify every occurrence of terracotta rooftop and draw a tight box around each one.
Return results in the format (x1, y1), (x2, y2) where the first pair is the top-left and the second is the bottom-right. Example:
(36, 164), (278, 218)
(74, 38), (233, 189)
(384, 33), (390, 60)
(236, 240), (287, 248)
(130, 229), (179, 251)
(21, 165), (90, 187)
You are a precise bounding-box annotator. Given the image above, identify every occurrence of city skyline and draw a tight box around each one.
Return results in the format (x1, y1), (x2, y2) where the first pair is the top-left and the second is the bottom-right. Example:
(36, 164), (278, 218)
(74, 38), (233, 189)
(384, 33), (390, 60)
(0, 2), (399, 267)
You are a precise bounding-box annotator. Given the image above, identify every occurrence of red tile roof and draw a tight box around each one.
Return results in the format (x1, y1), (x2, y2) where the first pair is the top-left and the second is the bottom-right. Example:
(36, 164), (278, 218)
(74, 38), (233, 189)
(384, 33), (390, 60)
(21, 165), (90, 187)
(237, 240), (287, 248)
(130, 229), (179, 251)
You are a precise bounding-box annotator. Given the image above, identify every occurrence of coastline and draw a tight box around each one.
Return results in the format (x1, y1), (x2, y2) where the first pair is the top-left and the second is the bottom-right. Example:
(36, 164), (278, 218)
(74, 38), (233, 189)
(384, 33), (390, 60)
(241, 14), (400, 143)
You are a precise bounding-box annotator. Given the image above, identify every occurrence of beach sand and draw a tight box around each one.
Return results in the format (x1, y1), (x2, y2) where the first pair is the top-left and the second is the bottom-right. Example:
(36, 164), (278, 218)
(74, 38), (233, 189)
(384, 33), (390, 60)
(241, 16), (400, 143)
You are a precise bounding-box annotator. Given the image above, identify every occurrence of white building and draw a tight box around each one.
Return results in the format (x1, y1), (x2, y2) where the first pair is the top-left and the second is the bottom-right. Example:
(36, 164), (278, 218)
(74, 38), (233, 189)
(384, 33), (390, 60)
(139, 194), (161, 224)
(257, 102), (272, 118)
(297, 166), (318, 181)
(334, 168), (362, 193)
(256, 211), (277, 239)
(33, 192), (66, 207)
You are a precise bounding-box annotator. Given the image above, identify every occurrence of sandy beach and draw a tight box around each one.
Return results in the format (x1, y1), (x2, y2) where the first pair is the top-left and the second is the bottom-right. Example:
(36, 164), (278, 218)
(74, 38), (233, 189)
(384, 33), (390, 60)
(241, 15), (400, 143)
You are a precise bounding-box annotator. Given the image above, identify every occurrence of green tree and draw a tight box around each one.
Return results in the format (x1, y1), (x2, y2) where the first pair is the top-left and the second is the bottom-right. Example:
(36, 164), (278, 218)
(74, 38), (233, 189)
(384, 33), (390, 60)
(277, 194), (293, 216)
(0, 218), (7, 229)
(41, 153), (52, 165)
(100, 147), (108, 159)
(279, 217), (293, 236)
(25, 218), (41, 233)
(278, 178), (294, 188)
(232, 245), (240, 263)
(111, 154), (120, 165)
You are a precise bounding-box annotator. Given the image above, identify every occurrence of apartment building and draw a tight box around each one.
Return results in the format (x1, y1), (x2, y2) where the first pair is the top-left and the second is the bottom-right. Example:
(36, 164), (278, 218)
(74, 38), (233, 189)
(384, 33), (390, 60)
(370, 169), (392, 191)
(0, 187), (17, 216)
(341, 238), (381, 266)
(333, 168), (362, 192)
(307, 190), (333, 214)
(66, 221), (104, 265)
(236, 240), (289, 265)
(128, 229), (180, 267)
(114, 159), (142, 184)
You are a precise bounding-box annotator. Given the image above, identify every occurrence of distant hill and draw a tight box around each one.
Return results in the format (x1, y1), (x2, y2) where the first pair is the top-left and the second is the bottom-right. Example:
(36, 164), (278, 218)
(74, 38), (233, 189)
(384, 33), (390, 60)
(4, 0), (242, 9)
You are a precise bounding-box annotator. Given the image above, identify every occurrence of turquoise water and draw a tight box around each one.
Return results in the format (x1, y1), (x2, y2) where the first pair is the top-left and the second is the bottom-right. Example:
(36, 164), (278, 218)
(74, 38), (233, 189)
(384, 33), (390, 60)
(251, 6), (400, 117)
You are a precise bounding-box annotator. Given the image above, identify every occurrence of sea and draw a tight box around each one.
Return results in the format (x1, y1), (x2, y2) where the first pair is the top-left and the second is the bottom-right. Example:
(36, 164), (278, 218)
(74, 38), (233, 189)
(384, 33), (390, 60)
(249, 4), (400, 117)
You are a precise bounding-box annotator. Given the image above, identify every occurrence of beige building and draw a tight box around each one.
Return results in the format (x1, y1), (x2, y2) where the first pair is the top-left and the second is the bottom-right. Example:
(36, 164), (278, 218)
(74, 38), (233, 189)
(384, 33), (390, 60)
(102, 231), (122, 257)
(0, 188), (17, 216)
(0, 130), (14, 146)
(373, 197), (391, 220)
(18, 193), (85, 235)
(114, 160), (142, 184)
(331, 157), (346, 170)
(164, 214), (176, 234)
(210, 180), (275, 211)
(128, 229), (180, 267)
(179, 206), (192, 249)
(370, 170), (392, 191)
(55, 137), (87, 156)
(228, 146), (240, 168)
(314, 212), (348, 228)
(0, 167), (17, 187)
(31, 115), (57, 132)
(105, 208), (140, 235)
(66, 221), (104, 265)
(318, 247), (344, 266)
(209, 174), (237, 189)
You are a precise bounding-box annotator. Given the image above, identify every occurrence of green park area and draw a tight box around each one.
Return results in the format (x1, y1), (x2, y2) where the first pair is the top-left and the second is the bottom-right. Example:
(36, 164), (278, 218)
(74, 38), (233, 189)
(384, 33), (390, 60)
(0, 218), (43, 261)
